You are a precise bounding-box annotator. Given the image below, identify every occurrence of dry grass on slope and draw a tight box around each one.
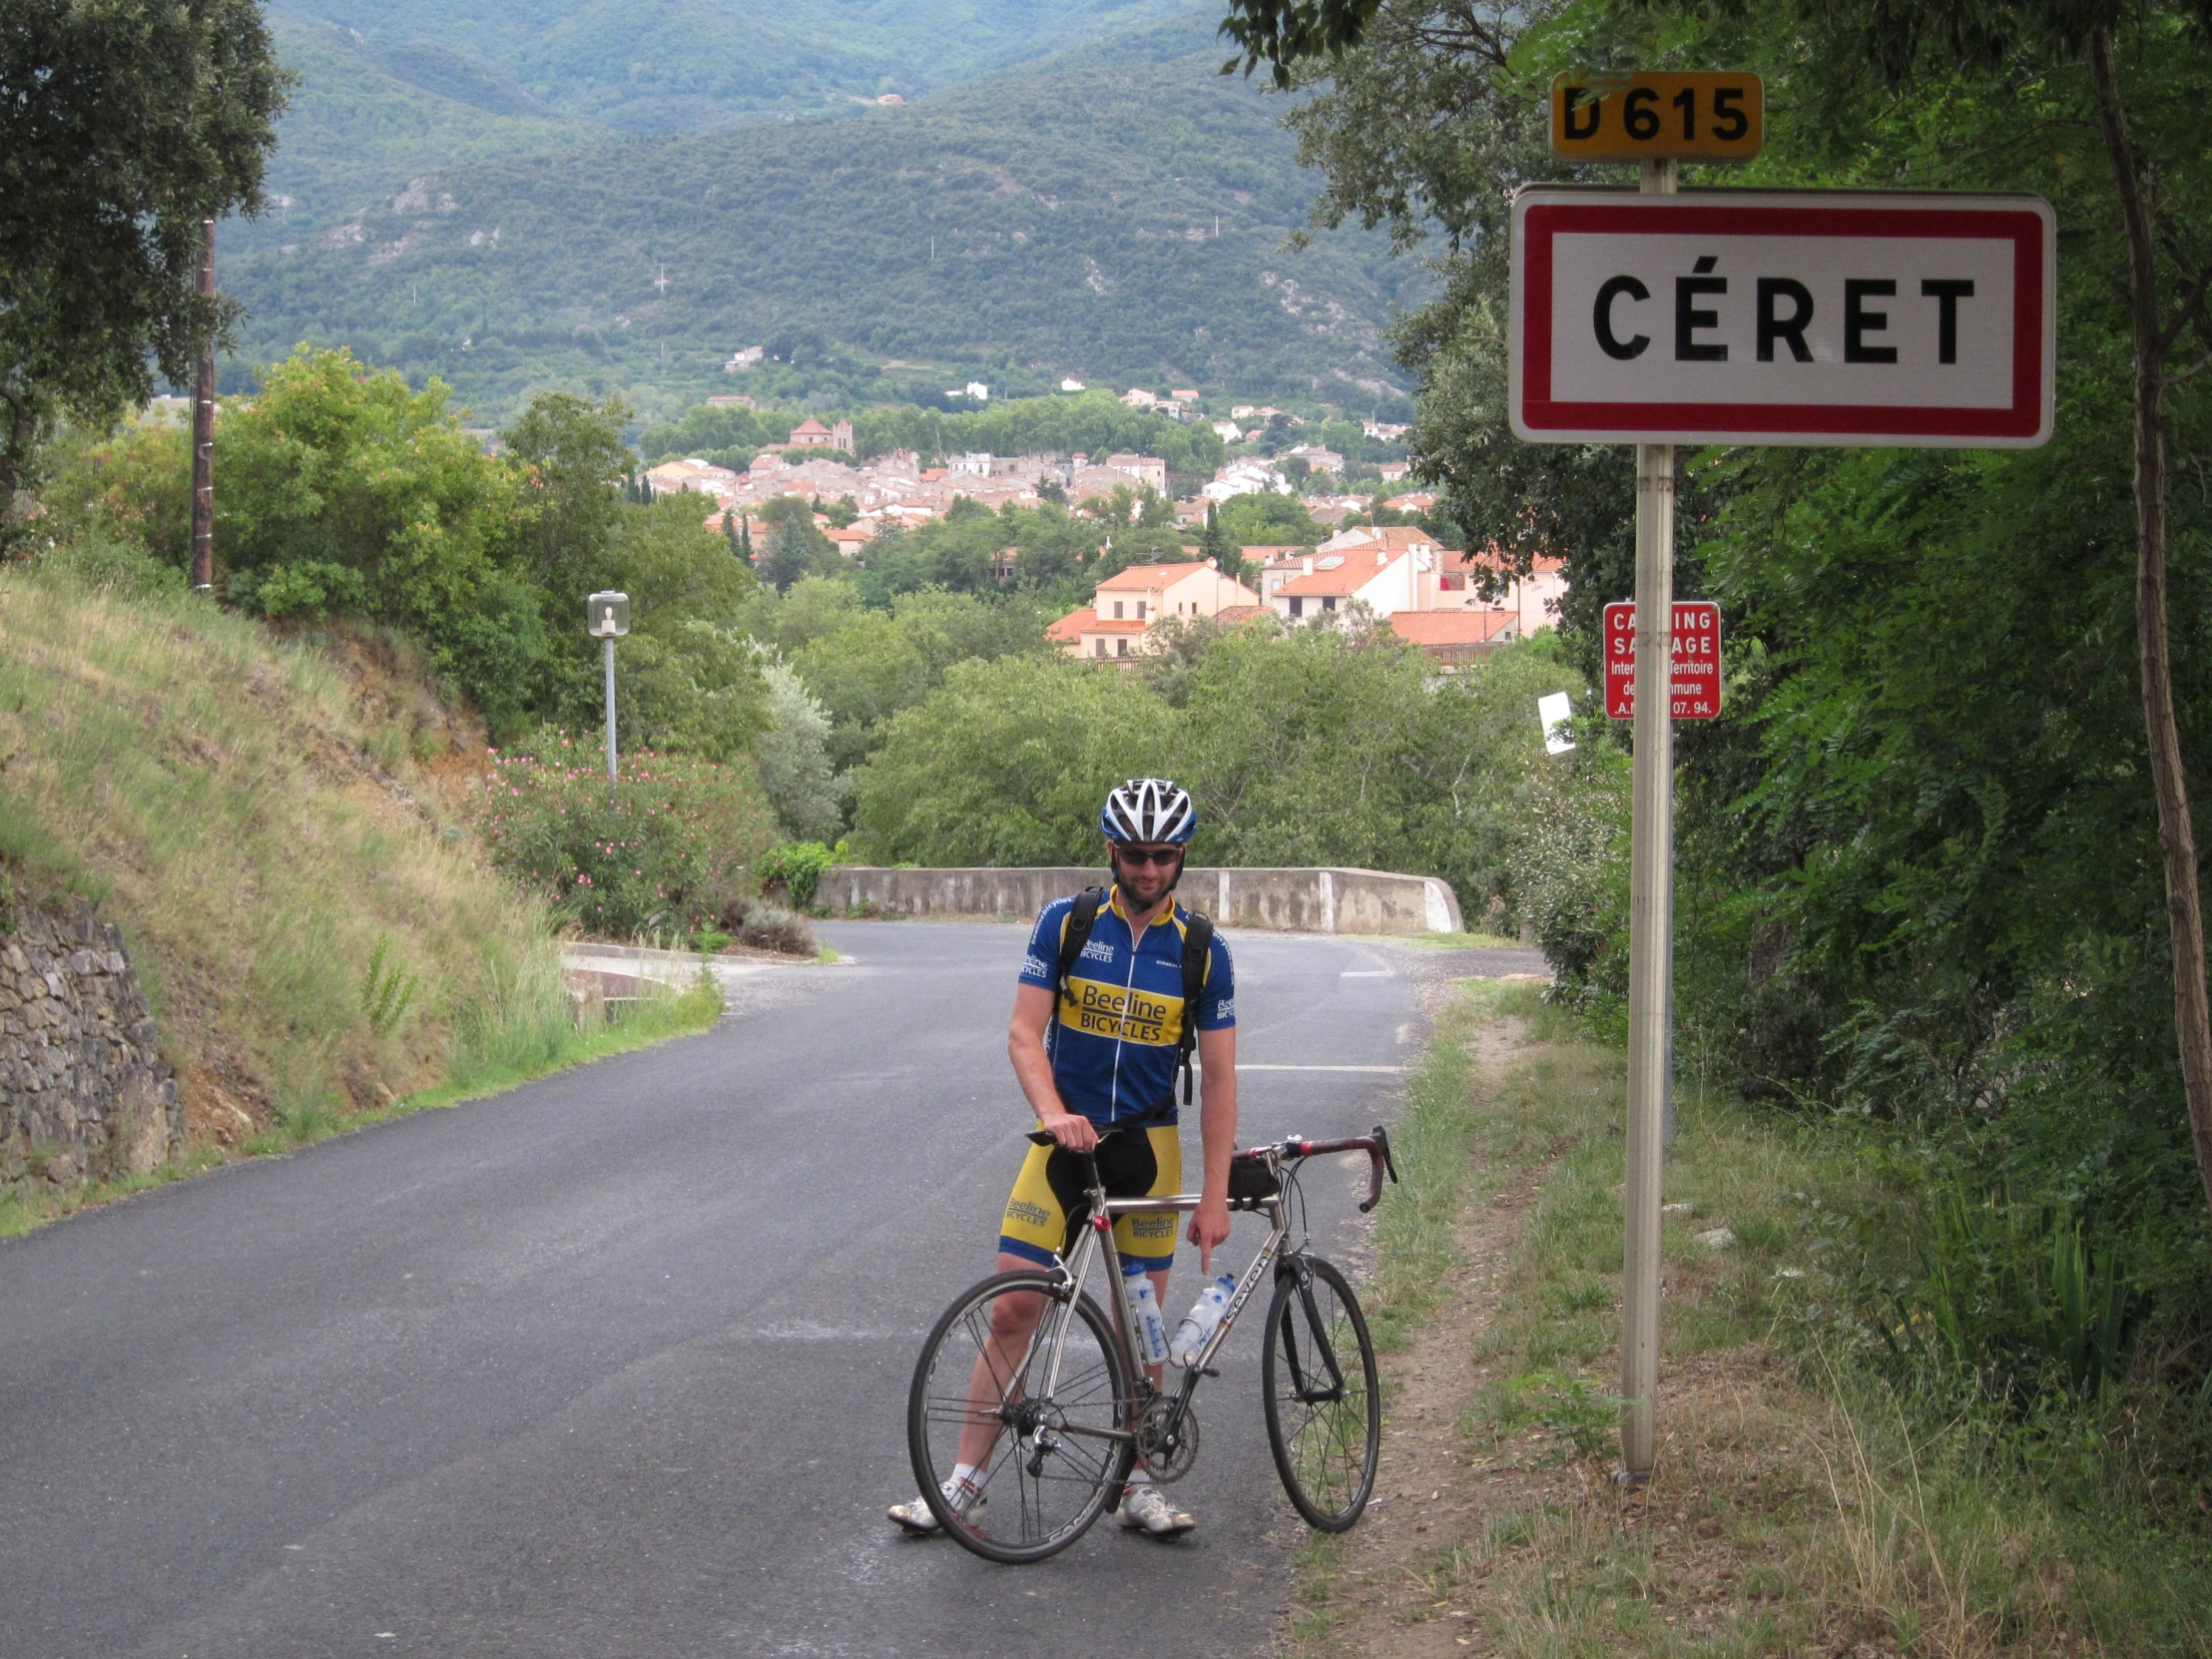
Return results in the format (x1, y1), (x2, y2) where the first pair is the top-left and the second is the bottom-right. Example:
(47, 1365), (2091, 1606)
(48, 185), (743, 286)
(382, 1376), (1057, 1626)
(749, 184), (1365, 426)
(0, 556), (567, 1153)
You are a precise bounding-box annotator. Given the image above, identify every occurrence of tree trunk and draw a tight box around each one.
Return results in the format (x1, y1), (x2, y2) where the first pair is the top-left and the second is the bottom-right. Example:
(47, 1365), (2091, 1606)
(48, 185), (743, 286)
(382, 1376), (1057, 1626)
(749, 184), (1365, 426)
(0, 388), (27, 536)
(2091, 24), (2212, 1221)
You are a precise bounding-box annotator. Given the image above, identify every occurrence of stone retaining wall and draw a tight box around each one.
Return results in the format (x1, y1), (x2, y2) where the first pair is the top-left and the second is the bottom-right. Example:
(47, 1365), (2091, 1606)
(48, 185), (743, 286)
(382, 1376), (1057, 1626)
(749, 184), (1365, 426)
(822, 865), (1463, 935)
(0, 896), (180, 1191)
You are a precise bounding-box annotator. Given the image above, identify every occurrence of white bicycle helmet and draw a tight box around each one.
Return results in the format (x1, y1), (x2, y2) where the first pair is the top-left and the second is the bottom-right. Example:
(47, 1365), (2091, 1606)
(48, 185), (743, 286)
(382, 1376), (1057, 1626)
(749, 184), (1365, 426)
(1100, 778), (1198, 844)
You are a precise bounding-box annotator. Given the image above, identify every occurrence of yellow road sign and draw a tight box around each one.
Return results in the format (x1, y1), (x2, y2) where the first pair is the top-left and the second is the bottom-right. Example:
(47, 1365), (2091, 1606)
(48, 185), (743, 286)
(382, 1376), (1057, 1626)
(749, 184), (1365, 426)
(1550, 71), (1764, 162)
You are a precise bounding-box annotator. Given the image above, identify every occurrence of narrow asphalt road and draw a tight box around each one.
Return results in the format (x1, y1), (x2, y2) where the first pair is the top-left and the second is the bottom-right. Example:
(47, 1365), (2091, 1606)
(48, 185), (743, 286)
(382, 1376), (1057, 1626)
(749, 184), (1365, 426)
(0, 922), (1541, 1659)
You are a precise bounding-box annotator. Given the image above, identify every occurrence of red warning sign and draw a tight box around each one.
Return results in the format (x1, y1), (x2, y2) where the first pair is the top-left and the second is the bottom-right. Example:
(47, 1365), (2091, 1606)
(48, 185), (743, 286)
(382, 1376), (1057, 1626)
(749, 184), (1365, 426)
(1603, 601), (1723, 720)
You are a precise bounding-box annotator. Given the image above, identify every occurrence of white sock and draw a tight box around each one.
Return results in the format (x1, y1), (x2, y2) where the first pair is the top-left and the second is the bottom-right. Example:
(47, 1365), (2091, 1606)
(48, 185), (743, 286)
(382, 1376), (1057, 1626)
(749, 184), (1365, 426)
(949, 1462), (980, 1491)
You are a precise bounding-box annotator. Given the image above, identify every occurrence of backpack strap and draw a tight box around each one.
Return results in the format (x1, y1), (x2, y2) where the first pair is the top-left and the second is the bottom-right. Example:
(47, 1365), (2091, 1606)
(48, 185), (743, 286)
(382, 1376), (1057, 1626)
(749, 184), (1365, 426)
(1047, 887), (1106, 1061)
(1176, 910), (1215, 1105)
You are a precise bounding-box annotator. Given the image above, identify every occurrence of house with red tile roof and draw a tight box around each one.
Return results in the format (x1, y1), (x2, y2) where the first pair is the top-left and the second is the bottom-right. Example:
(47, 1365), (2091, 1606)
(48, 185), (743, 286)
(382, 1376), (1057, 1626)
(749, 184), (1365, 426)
(1268, 526), (1454, 622)
(1385, 608), (1519, 665)
(1051, 559), (1262, 660)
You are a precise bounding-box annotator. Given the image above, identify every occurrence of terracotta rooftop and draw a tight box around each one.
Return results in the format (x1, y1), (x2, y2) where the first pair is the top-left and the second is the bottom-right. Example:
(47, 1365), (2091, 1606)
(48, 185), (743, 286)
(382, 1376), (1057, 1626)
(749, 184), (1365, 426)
(1095, 561), (1208, 590)
(1047, 607), (1094, 642)
(1385, 609), (1516, 645)
(1274, 550), (1397, 597)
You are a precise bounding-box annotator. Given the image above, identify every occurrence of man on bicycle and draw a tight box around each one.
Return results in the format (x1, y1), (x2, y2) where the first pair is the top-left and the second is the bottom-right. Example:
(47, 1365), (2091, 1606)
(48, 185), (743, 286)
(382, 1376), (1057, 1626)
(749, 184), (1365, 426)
(890, 777), (1238, 1540)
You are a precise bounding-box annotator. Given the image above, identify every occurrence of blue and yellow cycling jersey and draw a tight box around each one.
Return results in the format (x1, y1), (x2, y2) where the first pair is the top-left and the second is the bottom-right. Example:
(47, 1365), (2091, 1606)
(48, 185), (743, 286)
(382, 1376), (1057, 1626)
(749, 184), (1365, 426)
(1017, 886), (1235, 1128)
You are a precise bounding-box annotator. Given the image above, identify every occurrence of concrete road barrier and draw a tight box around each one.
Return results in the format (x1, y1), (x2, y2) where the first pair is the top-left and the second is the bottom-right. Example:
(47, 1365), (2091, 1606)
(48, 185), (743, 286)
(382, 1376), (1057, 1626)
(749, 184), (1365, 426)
(822, 865), (1463, 935)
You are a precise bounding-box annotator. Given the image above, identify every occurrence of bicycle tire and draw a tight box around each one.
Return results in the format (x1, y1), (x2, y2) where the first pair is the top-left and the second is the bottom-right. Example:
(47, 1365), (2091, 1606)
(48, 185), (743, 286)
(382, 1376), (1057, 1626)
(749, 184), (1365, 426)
(906, 1269), (1137, 1564)
(1260, 1253), (1381, 1531)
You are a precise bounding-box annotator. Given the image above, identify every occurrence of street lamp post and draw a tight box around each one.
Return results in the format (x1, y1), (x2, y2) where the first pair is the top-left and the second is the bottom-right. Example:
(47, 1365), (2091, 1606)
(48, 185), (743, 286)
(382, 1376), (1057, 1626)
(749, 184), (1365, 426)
(586, 591), (630, 783)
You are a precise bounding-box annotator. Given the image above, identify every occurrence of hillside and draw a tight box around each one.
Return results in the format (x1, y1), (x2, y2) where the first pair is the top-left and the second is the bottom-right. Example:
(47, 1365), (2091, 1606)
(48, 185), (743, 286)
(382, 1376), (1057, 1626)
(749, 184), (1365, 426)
(221, 48), (1418, 418)
(254, 23), (605, 236)
(265, 0), (1204, 138)
(0, 546), (705, 1197)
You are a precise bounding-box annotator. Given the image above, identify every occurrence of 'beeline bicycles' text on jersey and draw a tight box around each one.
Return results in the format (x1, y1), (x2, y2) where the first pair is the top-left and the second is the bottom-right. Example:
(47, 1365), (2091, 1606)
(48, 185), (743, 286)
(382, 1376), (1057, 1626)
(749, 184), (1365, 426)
(1017, 888), (1235, 1127)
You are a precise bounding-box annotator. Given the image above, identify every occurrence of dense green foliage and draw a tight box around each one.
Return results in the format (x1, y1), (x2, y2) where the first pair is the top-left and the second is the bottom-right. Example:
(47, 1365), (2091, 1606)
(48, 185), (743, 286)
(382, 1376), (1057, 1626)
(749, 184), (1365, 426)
(264, 0), (1202, 141)
(46, 349), (771, 758)
(852, 623), (1578, 918)
(0, 0), (288, 515)
(252, 22), (598, 235)
(219, 49), (1417, 421)
(1265, 0), (2212, 1557)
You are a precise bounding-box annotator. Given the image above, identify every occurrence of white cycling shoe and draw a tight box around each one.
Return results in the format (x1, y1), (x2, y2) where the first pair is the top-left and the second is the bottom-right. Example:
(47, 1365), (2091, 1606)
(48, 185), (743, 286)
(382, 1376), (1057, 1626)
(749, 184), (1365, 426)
(888, 1476), (984, 1535)
(1116, 1481), (1195, 1537)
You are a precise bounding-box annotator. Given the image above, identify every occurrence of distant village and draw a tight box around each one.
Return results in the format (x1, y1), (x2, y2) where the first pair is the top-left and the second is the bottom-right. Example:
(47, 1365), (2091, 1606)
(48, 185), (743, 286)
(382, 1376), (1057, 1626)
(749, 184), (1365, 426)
(642, 391), (1558, 669)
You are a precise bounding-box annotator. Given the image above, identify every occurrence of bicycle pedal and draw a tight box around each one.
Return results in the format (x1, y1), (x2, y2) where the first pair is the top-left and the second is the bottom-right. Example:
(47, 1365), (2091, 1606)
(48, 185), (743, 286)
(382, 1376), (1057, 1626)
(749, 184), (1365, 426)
(1198, 1366), (1221, 1379)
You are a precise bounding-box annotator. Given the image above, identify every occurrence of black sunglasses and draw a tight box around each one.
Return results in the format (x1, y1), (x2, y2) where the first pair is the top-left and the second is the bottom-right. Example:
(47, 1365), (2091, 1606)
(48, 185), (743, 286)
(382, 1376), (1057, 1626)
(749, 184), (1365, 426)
(1112, 843), (1185, 866)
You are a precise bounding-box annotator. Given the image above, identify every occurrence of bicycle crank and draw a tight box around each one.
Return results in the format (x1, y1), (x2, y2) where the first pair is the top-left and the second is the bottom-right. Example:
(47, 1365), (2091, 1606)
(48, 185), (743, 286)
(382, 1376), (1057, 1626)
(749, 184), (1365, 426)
(1136, 1394), (1199, 1484)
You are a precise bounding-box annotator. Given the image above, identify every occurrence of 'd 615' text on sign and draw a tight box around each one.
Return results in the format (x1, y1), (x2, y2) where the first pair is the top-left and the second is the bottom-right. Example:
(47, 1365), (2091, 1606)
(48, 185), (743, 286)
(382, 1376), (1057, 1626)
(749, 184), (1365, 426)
(1549, 71), (1764, 162)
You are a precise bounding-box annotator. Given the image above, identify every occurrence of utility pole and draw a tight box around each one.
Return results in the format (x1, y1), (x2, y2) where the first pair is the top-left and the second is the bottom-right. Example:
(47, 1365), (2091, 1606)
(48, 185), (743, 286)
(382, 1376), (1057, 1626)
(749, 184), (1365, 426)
(1618, 155), (1676, 1488)
(190, 219), (216, 593)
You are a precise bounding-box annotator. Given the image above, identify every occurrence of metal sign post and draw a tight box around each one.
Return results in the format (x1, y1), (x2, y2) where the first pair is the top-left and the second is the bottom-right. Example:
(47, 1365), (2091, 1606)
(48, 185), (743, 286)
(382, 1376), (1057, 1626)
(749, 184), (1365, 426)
(1514, 71), (2054, 1486)
(1620, 156), (1675, 1485)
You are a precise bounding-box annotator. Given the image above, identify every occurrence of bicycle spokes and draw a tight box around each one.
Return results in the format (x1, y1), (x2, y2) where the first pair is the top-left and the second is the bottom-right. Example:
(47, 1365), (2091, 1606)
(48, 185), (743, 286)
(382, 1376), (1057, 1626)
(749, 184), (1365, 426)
(1262, 1256), (1381, 1532)
(907, 1272), (1135, 1563)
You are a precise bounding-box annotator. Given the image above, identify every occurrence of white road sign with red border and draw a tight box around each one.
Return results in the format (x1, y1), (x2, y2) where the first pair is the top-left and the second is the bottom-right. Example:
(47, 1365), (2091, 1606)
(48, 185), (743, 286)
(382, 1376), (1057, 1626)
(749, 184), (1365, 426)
(1510, 190), (2056, 447)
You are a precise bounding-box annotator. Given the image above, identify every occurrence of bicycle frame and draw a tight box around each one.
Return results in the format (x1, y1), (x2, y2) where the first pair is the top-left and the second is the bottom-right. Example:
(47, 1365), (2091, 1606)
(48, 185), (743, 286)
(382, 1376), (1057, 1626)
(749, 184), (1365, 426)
(1037, 1155), (1294, 1462)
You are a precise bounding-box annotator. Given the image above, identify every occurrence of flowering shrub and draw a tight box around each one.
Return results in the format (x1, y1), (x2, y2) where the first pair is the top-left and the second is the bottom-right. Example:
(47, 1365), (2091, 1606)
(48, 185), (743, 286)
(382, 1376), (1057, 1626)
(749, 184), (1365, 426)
(471, 731), (778, 938)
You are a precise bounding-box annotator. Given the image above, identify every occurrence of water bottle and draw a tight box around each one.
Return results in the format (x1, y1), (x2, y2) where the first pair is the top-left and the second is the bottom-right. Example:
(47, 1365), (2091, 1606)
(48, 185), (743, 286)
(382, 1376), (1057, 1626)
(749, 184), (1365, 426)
(1125, 1272), (1169, 1367)
(1169, 1274), (1238, 1368)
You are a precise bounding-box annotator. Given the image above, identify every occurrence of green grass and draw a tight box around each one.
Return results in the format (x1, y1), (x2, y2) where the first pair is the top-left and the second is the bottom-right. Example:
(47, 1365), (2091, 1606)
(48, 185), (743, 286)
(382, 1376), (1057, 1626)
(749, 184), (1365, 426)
(0, 974), (723, 1239)
(0, 548), (729, 1236)
(1293, 981), (2212, 1659)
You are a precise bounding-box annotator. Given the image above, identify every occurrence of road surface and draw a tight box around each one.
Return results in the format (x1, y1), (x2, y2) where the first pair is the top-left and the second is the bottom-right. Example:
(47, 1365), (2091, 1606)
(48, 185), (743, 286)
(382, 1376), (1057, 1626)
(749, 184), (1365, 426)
(0, 922), (1539, 1658)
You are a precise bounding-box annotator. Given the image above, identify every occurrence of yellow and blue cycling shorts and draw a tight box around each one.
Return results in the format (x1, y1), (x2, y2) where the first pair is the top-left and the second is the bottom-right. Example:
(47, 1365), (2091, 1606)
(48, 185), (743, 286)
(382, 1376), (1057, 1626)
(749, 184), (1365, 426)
(998, 1124), (1181, 1273)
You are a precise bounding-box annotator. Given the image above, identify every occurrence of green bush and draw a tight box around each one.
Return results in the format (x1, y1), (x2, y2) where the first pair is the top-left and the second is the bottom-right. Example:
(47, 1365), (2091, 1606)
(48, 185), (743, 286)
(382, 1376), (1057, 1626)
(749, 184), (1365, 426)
(1885, 1186), (2143, 1404)
(471, 732), (777, 938)
(757, 838), (847, 908)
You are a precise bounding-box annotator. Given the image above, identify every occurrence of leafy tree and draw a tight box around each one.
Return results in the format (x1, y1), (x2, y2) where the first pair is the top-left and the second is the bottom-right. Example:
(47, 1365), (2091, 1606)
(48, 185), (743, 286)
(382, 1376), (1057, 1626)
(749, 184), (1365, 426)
(756, 494), (835, 590)
(503, 391), (632, 588)
(220, 347), (516, 625)
(0, 0), (288, 524)
(1199, 502), (1249, 583)
(787, 586), (1050, 771)
(851, 655), (1173, 864)
(1216, 490), (1321, 550)
(565, 497), (766, 758)
(38, 419), (193, 567)
(758, 662), (843, 840)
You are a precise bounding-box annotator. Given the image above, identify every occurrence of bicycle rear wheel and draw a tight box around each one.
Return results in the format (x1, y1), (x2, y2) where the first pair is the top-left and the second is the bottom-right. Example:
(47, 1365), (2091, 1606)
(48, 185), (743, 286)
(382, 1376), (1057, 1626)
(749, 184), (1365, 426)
(1261, 1253), (1381, 1531)
(906, 1269), (1136, 1564)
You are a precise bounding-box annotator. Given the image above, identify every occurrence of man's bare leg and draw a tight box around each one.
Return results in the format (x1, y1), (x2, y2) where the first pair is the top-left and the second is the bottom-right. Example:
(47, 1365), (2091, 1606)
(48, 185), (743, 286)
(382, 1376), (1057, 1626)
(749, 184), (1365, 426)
(952, 1253), (1173, 1478)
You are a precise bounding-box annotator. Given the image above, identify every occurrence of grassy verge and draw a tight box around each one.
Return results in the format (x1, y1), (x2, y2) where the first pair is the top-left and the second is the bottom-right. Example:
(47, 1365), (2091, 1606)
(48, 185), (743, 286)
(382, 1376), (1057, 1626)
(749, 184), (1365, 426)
(0, 974), (723, 1239)
(1292, 980), (2212, 1658)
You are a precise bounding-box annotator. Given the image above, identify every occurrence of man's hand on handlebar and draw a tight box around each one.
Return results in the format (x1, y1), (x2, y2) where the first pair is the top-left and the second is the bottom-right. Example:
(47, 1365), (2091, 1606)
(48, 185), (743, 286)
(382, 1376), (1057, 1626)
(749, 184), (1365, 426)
(1035, 1109), (1097, 1152)
(1188, 1192), (1231, 1273)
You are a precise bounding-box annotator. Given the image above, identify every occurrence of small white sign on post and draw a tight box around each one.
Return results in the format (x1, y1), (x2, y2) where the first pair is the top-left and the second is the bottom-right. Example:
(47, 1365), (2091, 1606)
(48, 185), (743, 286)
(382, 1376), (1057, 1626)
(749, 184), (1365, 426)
(1538, 691), (1577, 755)
(1510, 190), (2056, 447)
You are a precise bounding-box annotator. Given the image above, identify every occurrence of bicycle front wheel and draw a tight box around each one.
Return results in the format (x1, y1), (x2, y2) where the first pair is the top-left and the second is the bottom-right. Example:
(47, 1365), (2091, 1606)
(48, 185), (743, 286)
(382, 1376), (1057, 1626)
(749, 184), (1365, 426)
(1261, 1253), (1381, 1531)
(906, 1269), (1136, 1564)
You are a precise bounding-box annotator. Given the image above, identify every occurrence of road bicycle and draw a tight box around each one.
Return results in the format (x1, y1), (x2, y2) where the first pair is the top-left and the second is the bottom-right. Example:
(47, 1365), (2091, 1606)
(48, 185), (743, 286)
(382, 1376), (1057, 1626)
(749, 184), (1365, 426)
(905, 1124), (1398, 1564)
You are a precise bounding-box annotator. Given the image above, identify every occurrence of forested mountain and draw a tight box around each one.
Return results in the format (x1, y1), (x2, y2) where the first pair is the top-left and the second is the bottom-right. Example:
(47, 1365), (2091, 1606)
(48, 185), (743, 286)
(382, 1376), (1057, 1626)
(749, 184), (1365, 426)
(257, 24), (602, 232)
(222, 46), (1417, 419)
(265, 0), (1203, 136)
